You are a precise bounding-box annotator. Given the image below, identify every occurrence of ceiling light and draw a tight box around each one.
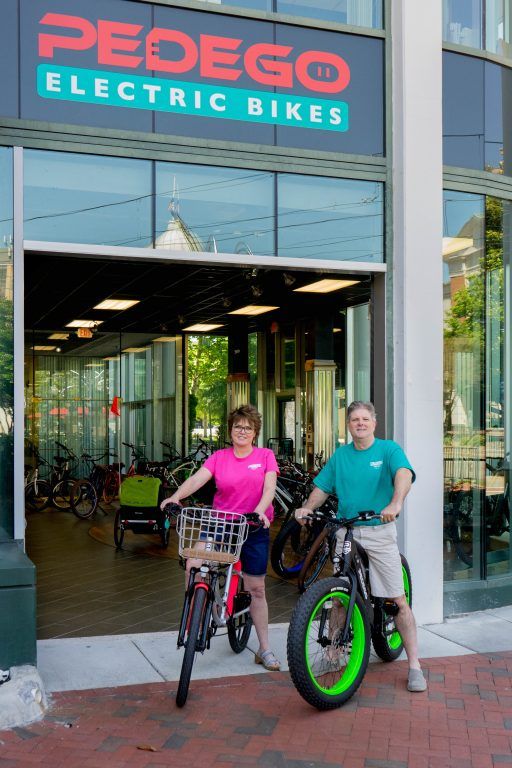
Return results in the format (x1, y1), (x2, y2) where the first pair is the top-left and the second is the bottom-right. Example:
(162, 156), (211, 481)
(333, 327), (342, 333)
(32, 345), (56, 351)
(293, 279), (360, 294)
(228, 305), (279, 316)
(66, 319), (104, 328)
(103, 356), (119, 361)
(153, 336), (180, 342)
(48, 333), (69, 340)
(94, 299), (140, 311)
(122, 347), (147, 353)
(183, 323), (225, 332)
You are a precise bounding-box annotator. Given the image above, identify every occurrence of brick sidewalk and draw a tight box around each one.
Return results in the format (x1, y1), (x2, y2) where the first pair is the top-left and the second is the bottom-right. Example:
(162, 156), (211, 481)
(1, 652), (511, 768)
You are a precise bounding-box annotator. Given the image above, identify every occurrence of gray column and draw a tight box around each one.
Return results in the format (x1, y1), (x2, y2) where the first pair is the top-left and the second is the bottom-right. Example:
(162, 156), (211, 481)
(391, 1), (444, 623)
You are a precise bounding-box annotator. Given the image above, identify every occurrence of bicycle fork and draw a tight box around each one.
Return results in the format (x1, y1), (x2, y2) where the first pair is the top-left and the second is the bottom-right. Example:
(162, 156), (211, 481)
(177, 568), (216, 653)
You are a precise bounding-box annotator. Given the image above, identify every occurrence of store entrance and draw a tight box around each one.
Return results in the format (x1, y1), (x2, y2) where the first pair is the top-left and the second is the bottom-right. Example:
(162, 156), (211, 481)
(23, 250), (375, 639)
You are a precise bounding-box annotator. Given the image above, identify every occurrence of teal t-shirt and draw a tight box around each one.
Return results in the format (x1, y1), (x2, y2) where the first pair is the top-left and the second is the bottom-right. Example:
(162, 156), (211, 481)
(313, 438), (415, 526)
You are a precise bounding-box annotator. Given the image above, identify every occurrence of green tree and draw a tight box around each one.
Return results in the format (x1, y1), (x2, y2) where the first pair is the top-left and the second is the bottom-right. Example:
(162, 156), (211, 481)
(187, 335), (228, 442)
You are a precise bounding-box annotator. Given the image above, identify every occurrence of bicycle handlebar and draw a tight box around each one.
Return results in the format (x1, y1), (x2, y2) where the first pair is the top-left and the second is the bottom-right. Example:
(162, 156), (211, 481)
(303, 509), (381, 526)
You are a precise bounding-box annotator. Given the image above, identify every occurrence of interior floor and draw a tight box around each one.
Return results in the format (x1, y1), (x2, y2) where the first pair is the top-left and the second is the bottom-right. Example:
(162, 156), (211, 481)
(26, 506), (299, 640)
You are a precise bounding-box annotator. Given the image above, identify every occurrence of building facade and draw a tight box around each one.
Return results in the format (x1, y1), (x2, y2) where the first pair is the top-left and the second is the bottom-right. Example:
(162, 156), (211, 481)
(0, 0), (511, 668)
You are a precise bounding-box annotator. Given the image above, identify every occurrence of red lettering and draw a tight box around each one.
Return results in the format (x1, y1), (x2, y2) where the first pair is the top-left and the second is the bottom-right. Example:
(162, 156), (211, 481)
(97, 21), (143, 68)
(244, 43), (293, 87)
(199, 35), (242, 81)
(38, 13), (96, 58)
(295, 51), (350, 93)
(146, 28), (198, 73)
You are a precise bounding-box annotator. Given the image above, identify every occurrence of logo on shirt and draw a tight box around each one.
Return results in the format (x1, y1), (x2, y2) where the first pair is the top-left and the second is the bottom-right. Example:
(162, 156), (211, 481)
(248, 463), (262, 471)
(370, 460), (383, 468)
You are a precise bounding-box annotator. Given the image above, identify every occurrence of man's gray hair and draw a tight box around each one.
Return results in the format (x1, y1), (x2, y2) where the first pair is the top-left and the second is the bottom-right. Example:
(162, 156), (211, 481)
(347, 401), (377, 420)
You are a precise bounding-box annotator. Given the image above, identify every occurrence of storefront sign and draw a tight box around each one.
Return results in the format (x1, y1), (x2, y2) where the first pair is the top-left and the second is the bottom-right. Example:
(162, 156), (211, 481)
(36, 14), (350, 132)
(3, 0), (384, 155)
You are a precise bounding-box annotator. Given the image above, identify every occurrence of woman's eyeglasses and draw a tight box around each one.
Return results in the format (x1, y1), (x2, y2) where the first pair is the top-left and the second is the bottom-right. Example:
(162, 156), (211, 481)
(233, 425), (254, 433)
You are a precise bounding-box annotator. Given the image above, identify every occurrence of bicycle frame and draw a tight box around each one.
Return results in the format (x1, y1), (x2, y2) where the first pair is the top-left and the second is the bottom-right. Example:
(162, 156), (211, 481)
(331, 525), (374, 644)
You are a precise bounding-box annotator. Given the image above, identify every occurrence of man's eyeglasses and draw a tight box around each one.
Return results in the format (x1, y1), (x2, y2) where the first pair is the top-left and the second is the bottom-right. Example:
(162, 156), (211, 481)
(233, 425), (254, 433)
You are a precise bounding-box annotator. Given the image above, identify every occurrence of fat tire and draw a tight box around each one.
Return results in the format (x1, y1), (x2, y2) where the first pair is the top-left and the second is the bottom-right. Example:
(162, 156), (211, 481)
(227, 577), (252, 653)
(114, 510), (125, 549)
(298, 528), (331, 593)
(176, 587), (207, 708)
(70, 479), (98, 519)
(371, 555), (412, 662)
(270, 518), (318, 579)
(287, 577), (371, 710)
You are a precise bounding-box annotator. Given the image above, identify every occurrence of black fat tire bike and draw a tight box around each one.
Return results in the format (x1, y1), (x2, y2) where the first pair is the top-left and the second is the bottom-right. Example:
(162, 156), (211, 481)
(287, 511), (412, 710)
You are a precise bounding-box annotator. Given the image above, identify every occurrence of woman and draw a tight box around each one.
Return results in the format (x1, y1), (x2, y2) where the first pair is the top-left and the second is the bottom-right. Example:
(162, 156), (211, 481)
(162, 404), (281, 671)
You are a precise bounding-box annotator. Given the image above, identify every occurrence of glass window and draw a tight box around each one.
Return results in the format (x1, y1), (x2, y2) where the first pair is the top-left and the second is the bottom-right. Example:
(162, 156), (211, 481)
(196, 0), (271, 9)
(24, 151), (152, 247)
(443, 190), (485, 583)
(443, 0), (483, 48)
(277, 174), (383, 262)
(0, 148), (13, 540)
(443, 52), (485, 170)
(155, 163), (274, 256)
(276, 0), (382, 27)
(486, 0), (512, 55)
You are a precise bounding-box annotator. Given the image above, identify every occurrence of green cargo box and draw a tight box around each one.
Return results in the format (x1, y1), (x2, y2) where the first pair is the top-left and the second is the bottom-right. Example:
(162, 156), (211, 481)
(120, 475), (162, 507)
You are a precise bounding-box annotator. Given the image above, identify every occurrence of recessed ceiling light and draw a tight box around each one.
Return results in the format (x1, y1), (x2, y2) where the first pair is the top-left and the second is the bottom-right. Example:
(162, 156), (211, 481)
(183, 323), (225, 332)
(103, 356), (119, 361)
(48, 333), (69, 340)
(122, 347), (147, 353)
(66, 319), (104, 328)
(94, 299), (140, 311)
(228, 305), (279, 316)
(153, 336), (180, 342)
(333, 327), (342, 333)
(293, 279), (360, 294)
(32, 345), (56, 351)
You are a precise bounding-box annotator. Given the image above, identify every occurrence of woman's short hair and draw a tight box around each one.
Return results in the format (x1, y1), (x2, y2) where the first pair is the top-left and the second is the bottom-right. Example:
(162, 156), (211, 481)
(347, 401), (377, 420)
(228, 404), (262, 439)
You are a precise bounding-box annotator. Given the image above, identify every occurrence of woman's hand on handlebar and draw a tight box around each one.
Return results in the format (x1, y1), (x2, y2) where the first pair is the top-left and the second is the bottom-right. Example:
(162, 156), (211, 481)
(161, 494), (181, 511)
(252, 509), (271, 528)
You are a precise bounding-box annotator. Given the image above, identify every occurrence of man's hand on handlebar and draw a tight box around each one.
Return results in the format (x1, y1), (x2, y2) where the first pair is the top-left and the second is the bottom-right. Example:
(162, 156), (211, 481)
(379, 502), (401, 524)
(295, 507), (314, 526)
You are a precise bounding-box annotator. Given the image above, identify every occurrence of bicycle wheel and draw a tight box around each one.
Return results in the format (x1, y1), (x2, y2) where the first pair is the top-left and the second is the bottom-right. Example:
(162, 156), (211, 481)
(371, 555), (412, 662)
(176, 586), (207, 708)
(51, 478), (75, 510)
(114, 509), (125, 549)
(102, 470), (119, 504)
(298, 528), (332, 593)
(70, 479), (98, 519)
(25, 480), (52, 512)
(227, 577), (252, 653)
(287, 577), (371, 710)
(270, 518), (319, 579)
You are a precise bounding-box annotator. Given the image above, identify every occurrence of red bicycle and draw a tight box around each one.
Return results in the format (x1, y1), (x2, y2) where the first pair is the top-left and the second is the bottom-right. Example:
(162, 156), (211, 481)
(173, 505), (260, 707)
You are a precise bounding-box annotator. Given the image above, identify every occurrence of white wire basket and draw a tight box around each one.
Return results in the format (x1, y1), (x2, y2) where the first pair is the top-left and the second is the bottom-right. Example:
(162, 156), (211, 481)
(176, 507), (249, 564)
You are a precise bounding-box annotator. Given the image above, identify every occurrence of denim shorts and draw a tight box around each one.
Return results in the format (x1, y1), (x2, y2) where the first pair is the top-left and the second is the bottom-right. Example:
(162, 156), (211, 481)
(241, 526), (270, 577)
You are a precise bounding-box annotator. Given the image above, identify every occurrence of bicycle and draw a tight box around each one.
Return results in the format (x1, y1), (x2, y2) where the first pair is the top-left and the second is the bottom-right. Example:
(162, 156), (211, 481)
(49, 441), (80, 510)
(24, 455), (52, 512)
(287, 510), (412, 710)
(174, 504), (261, 708)
(69, 451), (118, 519)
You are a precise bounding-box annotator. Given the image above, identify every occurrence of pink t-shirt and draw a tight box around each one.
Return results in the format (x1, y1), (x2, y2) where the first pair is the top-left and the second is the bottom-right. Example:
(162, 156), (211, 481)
(203, 447), (279, 522)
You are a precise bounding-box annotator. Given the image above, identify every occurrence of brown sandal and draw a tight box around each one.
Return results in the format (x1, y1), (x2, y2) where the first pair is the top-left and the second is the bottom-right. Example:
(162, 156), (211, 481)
(255, 649), (281, 671)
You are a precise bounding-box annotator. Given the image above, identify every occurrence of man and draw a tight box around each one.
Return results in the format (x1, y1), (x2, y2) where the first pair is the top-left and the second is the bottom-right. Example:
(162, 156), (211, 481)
(295, 400), (427, 693)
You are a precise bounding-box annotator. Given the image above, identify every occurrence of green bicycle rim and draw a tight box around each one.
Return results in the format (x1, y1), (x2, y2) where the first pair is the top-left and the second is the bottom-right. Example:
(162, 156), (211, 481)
(305, 591), (366, 696)
(388, 565), (410, 650)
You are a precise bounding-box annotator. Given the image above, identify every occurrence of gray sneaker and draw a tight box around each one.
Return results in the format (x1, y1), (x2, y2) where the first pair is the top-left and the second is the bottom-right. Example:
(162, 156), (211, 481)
(407, 668), (427, 692)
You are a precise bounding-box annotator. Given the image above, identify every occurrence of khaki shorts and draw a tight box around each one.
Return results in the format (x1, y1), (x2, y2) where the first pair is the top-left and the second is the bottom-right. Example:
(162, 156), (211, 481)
(335, 522), (404, 598)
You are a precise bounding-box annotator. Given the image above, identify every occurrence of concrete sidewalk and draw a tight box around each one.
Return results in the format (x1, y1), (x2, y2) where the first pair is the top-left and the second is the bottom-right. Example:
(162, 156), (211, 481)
(36, 605), (512, 692)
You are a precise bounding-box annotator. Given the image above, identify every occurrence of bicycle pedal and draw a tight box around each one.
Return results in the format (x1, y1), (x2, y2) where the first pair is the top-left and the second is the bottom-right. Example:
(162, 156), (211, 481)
(382, 599), (399, 616)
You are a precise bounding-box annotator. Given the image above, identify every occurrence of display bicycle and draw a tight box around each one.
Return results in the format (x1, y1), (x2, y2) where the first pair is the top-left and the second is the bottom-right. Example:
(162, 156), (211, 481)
(287, 510), (412, 710)
(173, 504), (260, 708)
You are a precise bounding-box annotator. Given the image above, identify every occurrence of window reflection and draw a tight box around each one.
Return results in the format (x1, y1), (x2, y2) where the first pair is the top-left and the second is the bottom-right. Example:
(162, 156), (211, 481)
(277, 174), (383, 262)
(486, 0), (512, 55)
(155, 163), (274, 256)
(276, 0), (382, 27)
(444, 0), (483, 48)
(24, 151), (152, 247)
(0, 147), (13, 540)
(196, 0), (271, 9)
(443, 191), (484, 582)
